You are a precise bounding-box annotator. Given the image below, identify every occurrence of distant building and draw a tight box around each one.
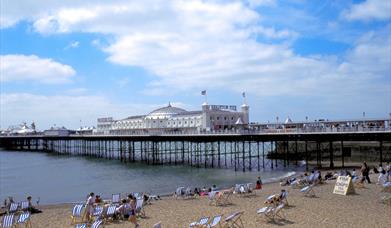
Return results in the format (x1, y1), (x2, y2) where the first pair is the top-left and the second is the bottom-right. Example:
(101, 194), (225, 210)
(76, 126), (95, 135)
(44, 126), (73, 136)
(96, 102), (249, 135)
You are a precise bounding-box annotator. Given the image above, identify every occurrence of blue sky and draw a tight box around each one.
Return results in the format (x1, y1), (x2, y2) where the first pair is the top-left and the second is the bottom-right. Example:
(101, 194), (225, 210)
(0, 0), (390, 129)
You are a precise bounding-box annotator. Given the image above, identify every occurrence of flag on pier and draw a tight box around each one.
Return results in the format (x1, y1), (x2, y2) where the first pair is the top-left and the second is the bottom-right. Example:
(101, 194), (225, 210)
(201, 90), (207, 95)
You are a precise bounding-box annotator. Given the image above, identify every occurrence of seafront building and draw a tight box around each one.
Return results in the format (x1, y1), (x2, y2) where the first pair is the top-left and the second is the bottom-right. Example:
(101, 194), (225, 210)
(96, 102), (250, 135)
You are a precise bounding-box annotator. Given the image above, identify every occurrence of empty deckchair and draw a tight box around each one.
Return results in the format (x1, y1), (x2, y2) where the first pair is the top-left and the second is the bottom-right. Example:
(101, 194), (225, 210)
(224, 211), (244, 228)
(91, 220), (103, 228)
(257, 204), (285, 222)
(75, 220), (103, 228)
(92, 206), (103, 220)
(16, 212), (32, 228)
(189, 217), (209, 228)
(20, 201), (29, 211)
(112, 193), (120, 205)
(1, 214), (15, 228)
(217, 191), (232, 206)
(71, 204), (84, 224)
(207, 215), (222, 228)
(136, 198), (145, 218)
(153, 222), (162, 228)
(104, 205), (116, 223)
(300, 185), (315, 197)
(8, 203), (19, 214)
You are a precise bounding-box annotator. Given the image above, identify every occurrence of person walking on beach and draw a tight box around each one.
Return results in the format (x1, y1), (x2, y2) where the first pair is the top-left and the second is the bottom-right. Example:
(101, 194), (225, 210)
(127, 194), (139, 228)
(361, 162), (371, 184)
(256, 176), (263, 190)
(85, 192), (94, 222)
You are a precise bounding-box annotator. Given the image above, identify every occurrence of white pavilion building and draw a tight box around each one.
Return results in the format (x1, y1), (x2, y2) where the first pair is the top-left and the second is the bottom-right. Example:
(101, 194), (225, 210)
(96, 102), (249, 135)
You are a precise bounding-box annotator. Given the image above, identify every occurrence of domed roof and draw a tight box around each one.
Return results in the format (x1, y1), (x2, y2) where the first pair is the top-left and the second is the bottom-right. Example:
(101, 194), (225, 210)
(147, 103), (187, 118)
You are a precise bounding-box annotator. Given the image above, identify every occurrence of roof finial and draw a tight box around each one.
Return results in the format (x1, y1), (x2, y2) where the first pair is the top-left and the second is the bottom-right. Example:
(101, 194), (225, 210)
(168, 102), (171, 107)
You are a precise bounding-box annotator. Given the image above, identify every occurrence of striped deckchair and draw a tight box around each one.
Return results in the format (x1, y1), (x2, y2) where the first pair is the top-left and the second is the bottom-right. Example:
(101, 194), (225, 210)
(136, 198), (145, 218)
(300, 185), (315, 197)
(71, 204), (84, 224)
(189, 217), (209, 228)
(104, 205), (116, 223)
(92, 206), (103, 220)
(75, 224), (87, 228)
(20, 201), (29, 211)
(207, 215), (223, 228)
(91, 220), (103, 228)
(8, 203), (19, 214)
(16, 212), (32, 228)
(112, 193), (120, 205)
(1, 214), (15, 228)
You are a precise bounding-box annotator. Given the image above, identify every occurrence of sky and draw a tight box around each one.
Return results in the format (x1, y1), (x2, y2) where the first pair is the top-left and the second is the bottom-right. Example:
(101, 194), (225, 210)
(0, 0), (390, 130)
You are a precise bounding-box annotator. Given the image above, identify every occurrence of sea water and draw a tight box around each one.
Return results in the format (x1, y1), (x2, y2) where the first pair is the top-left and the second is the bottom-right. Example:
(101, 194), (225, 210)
(0, 150), (297, 204)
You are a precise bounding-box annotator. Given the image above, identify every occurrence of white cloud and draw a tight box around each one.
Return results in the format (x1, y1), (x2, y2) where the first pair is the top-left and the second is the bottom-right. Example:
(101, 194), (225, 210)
(64, 41), (79, 49)
(0, 0), (389, 116)
(0, 54), (76, 84)
(0, 93), (193, 129)
(343, 0), (391, 21)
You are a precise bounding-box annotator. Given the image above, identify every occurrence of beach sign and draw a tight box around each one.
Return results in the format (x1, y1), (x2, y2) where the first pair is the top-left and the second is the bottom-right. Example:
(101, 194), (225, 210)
(333, 176), (355, 195)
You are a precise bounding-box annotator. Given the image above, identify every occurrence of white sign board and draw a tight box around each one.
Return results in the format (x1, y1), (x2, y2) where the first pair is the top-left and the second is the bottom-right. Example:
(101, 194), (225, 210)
(333, 176), (355, 195)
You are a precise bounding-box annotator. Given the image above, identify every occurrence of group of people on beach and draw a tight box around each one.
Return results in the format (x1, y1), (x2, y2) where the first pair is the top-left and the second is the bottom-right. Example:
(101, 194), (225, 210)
(85, 192), (139, 227)
(1, 196), (42, 216)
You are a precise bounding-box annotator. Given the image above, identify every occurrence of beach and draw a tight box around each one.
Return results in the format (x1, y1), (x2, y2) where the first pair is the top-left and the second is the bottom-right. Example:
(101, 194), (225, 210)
(15, 173), (390, 228)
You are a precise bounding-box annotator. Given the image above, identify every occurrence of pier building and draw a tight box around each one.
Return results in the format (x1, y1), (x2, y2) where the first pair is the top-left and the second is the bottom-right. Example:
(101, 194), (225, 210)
(97, 102), (249, 135)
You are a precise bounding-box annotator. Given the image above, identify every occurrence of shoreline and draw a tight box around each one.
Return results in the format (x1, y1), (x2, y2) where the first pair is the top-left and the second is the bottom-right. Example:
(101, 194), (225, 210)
(8, 172), (389, 228)
(22, 171), (300, 207)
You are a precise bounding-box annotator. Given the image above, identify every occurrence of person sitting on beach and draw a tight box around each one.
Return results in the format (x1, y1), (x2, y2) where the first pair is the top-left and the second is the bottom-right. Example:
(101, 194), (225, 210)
(27, 196), (42, 214)
(352, 169), (357, 179)
(194, 188), (200, 196)
(211, 185), (218, 191)
(256, 176), (263, 189)
(95, 195), (102, 204)
(373, 166), (379, 174)
(324, 172), (333, 180)
(85, 192), (95, 221)
(115, 199), (130, 220)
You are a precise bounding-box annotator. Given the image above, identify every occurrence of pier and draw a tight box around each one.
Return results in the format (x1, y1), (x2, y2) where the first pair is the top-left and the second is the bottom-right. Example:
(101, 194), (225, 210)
(1, 132), (390, 172)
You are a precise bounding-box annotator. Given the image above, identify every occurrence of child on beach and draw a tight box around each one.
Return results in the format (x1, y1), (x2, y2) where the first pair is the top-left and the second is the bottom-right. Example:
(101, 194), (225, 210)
(256, 176), (262, 189)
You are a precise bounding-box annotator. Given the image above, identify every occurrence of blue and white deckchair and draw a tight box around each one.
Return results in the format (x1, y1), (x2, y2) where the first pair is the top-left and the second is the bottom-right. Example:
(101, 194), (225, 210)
(91, 219), (103, 228)
(189, 217), (209, 228)
(71, 204), (84, 224)
(207, 215), (222, 228)
(8, 203), (19, 214)
(136, 198), (145, 218)
(16, 212), (31, 228)
(92, 206), (103, 220)
(20, 201), (29, 211)
(1, 214), (15, 228)
(175, 187), (185, 198)
(300, 185), (315, 197)
(104, 205), (116, 223)
(75, 224), (87, 228)
(112, 193), (120, 205)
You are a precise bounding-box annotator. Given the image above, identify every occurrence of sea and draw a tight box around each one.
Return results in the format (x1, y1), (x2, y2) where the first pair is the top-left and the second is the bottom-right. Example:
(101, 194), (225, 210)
(0, 149), (298, 205)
